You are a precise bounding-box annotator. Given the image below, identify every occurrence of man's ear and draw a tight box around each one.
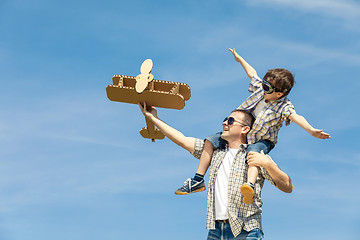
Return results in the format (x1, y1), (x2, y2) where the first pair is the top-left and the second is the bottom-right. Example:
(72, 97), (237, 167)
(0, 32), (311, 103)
(242, 126), (251, 134)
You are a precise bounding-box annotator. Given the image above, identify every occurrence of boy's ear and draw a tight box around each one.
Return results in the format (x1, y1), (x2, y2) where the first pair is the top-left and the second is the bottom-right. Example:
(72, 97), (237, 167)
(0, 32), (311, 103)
(276, 92), (284, 98)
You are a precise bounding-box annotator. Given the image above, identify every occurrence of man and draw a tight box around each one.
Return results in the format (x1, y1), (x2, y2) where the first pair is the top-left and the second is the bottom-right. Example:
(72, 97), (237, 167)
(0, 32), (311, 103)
(138, 102), (293, 240)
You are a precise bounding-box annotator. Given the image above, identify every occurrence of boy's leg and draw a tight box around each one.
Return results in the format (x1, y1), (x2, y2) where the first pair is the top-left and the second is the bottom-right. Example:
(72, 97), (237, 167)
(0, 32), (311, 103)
(241, 165), (258, 204)
(196, 139), (213, 175)
(247, 165), (260, 188)
(241, 140), (273, 204)
(175, 133), (225, 195)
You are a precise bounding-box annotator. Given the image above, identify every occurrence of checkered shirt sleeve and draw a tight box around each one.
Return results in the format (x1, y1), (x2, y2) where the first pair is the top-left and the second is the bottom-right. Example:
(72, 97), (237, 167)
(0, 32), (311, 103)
(192, 138), (277, 238)
(283, 101), (296, 126)
(237, 75), (263, 111)
(248, 75), (262, 93)
(191, 138), (205, 159)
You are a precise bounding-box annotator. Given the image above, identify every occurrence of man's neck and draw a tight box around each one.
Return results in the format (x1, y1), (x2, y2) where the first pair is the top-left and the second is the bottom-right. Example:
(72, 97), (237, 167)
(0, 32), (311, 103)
(227, 139), (247, 149)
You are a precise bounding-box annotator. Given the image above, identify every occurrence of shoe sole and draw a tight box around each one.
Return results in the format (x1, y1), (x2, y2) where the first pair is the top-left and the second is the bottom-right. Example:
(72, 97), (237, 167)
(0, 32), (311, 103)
(240, 184), (254, 204)
(175, 187), (206, 195)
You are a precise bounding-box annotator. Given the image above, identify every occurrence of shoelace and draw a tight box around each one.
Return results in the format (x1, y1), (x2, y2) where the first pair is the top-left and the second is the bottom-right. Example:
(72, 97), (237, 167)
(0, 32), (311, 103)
(184, 178), (192, 191)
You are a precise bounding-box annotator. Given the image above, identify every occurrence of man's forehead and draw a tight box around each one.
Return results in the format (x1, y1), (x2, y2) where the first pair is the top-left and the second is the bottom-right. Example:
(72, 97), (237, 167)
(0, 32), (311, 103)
(229, 111), (245, 121)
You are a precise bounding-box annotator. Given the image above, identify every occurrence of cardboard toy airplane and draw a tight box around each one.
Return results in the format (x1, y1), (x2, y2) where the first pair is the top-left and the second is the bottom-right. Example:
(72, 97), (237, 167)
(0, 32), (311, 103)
(106, 59), (191, 141)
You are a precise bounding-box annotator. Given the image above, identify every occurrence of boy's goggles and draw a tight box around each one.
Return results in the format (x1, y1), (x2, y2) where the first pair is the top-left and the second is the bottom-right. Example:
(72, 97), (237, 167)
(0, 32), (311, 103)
(262, 79), (281, 94)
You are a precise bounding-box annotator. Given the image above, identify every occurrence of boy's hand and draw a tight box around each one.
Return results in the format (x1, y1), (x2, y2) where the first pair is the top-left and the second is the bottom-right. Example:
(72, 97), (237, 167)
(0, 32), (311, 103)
(310, 128), (331, 139)
(229, 48), (241, 62)
(247, 150), (271, 168)
(138, 102), (158, 119)
(289, 113), (331, 140)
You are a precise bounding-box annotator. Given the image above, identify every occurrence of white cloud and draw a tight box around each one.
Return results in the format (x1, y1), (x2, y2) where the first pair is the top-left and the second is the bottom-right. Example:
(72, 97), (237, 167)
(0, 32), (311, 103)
(245, 35), (360, 69)
(246, 0), (360, 24)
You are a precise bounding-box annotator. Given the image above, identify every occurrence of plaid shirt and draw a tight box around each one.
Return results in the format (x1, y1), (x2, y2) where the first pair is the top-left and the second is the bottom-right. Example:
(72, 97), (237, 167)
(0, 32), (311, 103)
(238, 75), (296, 145)
(192, 139), (276, 237)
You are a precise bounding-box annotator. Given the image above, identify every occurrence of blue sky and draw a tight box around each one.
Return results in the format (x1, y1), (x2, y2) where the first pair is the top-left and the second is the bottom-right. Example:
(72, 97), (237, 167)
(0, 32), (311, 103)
(0, 0), (359, 239)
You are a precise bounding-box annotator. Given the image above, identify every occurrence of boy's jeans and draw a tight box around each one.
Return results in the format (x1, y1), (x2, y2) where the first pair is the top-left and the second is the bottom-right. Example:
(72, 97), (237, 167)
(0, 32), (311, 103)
(246, 139), (274, 156)
(207, 222), (264, 240)
(206, 132), (274, 156)
(205, 132), (227, 149)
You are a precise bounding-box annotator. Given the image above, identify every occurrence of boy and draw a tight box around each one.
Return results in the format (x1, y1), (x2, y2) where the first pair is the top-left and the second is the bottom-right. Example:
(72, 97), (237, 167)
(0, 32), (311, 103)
(175, 48), (330, 204)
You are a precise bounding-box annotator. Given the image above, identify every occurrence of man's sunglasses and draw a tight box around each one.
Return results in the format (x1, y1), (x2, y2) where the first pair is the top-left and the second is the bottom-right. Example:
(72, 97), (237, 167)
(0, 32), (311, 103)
(223, 117), (246, 126)
(262, 78), (281, 94)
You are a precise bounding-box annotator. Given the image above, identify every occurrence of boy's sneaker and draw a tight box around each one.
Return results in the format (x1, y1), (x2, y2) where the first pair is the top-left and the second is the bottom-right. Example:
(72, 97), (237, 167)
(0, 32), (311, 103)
(175, 178), (205, 195)
(240, 182), (255, 204)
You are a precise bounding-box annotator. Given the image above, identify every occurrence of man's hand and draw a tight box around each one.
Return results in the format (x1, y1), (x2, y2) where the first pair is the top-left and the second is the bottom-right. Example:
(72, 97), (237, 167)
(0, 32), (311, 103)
(248, 150), (293, 193)
(247, 150), (271, 168)
(310, 128), (331, 139)
(138, 102), (158, 119)
(138, 101), (196, 153)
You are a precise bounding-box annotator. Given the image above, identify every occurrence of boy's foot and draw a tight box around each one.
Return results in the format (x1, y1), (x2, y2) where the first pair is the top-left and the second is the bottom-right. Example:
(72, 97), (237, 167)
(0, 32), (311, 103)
(240, 182), (255, 204)
(175, 178), (205, 195)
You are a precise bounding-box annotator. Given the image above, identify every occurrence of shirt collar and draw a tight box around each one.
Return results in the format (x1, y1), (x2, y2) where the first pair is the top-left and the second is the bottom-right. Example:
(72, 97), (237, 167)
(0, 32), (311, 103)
(238, 144), (247, 152)
(275, 95), (289, 103)
(225, 143), (247, 152)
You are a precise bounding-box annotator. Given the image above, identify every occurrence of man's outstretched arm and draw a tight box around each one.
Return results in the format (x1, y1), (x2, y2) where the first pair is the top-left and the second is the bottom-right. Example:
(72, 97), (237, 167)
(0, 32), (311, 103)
(138, 102), (196, 154)
(247, 151), (293, 193)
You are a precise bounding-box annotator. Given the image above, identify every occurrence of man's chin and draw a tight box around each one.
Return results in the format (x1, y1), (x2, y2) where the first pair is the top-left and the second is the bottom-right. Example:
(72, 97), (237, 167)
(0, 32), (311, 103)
(220, 132), (228, 140)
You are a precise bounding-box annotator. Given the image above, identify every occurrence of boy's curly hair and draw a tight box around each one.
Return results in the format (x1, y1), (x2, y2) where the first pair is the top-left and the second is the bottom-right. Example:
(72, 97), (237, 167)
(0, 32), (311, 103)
(264, 68), (295, 96)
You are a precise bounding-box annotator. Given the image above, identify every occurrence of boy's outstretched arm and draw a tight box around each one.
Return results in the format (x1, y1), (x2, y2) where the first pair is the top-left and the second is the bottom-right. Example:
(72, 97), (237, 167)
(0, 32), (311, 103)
(289, 113), (331, 139)
(229, 48), (257, 79)
(138, 102), (197, 154)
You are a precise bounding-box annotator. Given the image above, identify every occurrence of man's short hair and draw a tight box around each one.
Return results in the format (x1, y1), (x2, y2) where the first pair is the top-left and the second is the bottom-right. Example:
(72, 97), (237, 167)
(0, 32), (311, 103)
(231, 109), (255, 129)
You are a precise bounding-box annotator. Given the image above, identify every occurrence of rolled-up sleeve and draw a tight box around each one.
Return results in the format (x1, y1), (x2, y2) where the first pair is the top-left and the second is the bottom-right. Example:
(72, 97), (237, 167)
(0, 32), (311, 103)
(191, 138), (205, 159)
(282, 101), (296, 126)
(282, 102), (296, 118)
(248, 75), (262, 93)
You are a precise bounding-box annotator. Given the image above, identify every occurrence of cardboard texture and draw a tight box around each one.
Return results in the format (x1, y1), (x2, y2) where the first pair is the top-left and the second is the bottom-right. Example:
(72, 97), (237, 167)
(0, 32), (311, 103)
(135, 59), (154, 93)
(106, 59), (191, 141)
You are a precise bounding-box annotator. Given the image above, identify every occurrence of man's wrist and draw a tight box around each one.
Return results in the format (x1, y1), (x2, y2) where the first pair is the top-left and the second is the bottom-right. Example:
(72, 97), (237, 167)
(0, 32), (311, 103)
(149, 115), (158, 122)
(262, 155), (272, 169)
